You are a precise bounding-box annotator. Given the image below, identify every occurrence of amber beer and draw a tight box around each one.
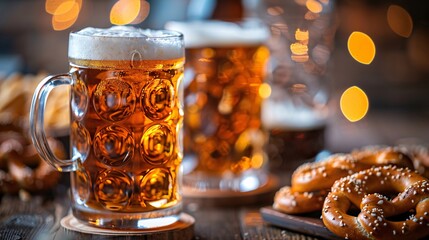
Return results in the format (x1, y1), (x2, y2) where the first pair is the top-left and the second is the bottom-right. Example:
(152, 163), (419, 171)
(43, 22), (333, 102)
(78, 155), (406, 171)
(30, 26), (184, 229)
(166, 21), (270, 191)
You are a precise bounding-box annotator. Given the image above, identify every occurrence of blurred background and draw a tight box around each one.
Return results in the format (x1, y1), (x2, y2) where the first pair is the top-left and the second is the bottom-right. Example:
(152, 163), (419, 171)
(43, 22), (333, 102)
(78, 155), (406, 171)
(1, 0), (428, 153)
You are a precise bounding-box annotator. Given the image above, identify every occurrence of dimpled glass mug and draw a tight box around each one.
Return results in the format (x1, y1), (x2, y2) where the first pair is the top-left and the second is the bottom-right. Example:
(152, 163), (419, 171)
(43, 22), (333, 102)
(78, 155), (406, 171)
(30, 26), (185, 229)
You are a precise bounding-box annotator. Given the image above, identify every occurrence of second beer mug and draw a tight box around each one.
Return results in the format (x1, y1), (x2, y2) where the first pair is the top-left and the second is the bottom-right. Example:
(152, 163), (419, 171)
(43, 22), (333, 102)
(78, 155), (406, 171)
(30, 26), (185, 229)
(167, 20), (270, 192)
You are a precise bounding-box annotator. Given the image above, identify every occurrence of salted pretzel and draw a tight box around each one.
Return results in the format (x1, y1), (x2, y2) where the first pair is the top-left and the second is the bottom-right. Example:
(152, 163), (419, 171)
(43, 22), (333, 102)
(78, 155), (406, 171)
(274, 147), (415, 214)
(273, 186), (328, 214)
(322, 166), (429, 240)
(398, 145), (429, 179)
(292, 147), (414, 192)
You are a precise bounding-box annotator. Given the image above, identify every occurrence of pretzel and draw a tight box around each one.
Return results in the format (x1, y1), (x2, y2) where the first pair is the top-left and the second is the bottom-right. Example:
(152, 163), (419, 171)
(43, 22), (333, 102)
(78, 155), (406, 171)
(8, 138), (63, 193)
(273, 186), (328, 214)
(292, 147), (414, 192)
(322, 166), (429, 240)
(398, 145), (429, 179)
(274, 147), (415, 214)
(0, 128), (63, 194)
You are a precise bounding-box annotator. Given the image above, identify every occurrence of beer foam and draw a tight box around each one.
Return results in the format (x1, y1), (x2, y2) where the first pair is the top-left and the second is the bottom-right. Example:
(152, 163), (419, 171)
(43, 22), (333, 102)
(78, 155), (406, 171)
(69, 26), (184, 61)
(165, 20), (270, 48)
(262, 99), (327, 130)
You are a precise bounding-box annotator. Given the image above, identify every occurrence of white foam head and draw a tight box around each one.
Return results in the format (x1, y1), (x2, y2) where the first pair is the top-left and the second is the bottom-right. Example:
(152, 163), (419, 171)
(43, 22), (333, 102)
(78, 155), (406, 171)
(262, 98), (327, 130)
(165, 19), (270, 48)
(69, 26), (184, 61)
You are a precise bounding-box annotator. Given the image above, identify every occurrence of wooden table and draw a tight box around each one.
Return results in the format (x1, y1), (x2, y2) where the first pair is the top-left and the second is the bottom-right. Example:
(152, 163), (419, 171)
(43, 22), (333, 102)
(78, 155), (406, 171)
(1, 110), (428, 239)
(0, 172), (319, 240)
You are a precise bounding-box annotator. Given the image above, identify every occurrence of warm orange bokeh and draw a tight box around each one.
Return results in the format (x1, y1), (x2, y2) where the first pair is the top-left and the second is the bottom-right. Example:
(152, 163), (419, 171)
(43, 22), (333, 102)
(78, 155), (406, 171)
(53, 1), (80, 23)
(258, 83), (271, 99)
(306, 0), (323, 14)
(131, 1), (150, 24)
(295, 29), (309, 42)
(347, 31), (376, 65)
(46, 0), (81, 31)
(46, 0), (65, 14)
(340, 86), (369, 122)
(387, 5), (413, 38)
(110, 0), (141, 25)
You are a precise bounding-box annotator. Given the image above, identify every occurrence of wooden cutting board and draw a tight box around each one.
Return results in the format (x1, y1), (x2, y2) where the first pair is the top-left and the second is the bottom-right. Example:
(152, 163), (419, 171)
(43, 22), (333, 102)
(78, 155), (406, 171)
(260, 206), (342, 240)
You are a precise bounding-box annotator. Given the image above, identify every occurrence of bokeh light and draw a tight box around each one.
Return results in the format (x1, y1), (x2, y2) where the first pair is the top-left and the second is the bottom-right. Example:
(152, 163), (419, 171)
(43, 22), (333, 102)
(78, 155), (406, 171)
(46, 0), (82, 31)
(130, 1), (150, 24)
(340, 86), (369, 122)
(53, 1), (79, 23)
(347, 31), (376, 65)
(110, 0), (141, 25)
(258, 83), (271, 99)
(387, 5), (413, 38)
(46, 0), (66, 14)
(306, 0), (323, 14)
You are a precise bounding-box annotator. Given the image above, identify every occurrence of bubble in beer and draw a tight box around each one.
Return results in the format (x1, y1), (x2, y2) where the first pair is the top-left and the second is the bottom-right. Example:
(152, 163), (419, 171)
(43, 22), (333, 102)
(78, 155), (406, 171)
(141, 79), (175, 120)
(93, 78), (136, 122)
(71, 168), (91, 205)
(94, 125), (135, 166)
(141, 124), (174, 165)
(71, 78), (88, 120)
(71, 121), (91, 162)
(138, 168), (172, 201)
(94, 170), (133, 211)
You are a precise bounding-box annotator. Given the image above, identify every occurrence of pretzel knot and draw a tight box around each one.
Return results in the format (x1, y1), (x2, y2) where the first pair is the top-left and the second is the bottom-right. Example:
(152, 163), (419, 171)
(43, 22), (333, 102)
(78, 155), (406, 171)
(273, 147), (415, 214)
(322, 166), (429, 240)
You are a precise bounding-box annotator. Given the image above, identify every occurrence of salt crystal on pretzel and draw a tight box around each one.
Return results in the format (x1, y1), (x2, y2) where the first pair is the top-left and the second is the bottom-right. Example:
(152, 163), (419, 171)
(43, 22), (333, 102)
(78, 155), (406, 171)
(322, 166), (429, 240)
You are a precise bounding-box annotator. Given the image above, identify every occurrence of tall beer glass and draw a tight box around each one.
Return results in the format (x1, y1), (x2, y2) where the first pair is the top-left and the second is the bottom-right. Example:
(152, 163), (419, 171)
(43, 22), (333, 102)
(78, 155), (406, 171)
(166, 20), (270, 192)
(30, 26), (185, 229)
(258, 0), (337, 171)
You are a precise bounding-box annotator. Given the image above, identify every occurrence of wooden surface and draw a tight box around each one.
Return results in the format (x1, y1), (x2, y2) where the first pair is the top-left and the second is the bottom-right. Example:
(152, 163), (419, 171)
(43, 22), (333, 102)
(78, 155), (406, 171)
(0, 177), (320, 240)
(260, 207), (341, 240)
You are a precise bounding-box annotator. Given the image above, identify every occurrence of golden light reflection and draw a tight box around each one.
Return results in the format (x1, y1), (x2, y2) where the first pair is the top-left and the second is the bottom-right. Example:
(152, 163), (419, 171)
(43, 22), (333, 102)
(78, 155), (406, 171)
(258, 83), (271, 99)
(290, 43), (308, 55)
(49, 0), (81, 31)
(347, 31), (376, 65)
(130, 0), (150, 25)
(46, 0), (65, 14)
(251, 153), (264, 169)
(306, 0), (323, 14)
(53, 1), (80, 22)
(295, 29), (309, 42)
(340, 86), (369, 122)
(387, 5), (413, 38)
(110, 0), (141, 25)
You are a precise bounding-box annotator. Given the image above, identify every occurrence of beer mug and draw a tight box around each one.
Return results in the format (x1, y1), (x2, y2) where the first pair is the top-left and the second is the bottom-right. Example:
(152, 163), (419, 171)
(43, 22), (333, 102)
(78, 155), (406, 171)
(30, 26), (185, 229)
(258, 0), (337, 170)
(166, 20), (270, 192)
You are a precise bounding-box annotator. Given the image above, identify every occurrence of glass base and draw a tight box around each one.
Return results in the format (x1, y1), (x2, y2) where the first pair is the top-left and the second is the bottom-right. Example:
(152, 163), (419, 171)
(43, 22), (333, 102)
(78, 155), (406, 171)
(183, 169), (268, 192)
(71, 203), (182, 230)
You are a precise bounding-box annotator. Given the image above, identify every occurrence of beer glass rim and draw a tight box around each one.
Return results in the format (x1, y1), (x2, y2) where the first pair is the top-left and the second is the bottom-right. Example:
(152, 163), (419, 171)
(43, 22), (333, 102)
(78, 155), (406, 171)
(165, 18), (269, 48)
(68, 27), (184, 61)
(70, 27), (183, 40)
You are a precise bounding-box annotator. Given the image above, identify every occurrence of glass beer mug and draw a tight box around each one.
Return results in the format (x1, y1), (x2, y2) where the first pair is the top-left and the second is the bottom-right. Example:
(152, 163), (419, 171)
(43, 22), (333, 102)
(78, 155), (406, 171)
(166, 20), (271, 193)
(30, 26), (185, 229)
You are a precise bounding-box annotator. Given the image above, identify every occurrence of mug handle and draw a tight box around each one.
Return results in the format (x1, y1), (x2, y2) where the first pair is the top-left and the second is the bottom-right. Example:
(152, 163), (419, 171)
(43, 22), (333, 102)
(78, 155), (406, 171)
(30, 74), (76, 172)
